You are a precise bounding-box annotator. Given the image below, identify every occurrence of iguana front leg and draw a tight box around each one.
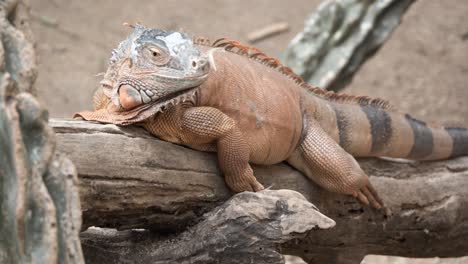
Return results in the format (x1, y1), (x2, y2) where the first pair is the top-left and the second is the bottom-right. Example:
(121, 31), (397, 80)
(178, 107), (265, 192)
(287, 118), (383, 209)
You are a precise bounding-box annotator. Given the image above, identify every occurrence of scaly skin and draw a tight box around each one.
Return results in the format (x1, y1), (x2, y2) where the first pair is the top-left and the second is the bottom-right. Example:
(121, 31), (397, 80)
(75, 25), (468, 210)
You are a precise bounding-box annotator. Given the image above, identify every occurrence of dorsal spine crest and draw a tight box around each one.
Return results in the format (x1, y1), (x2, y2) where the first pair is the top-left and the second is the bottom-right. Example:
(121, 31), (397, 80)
(194, 37), (393, 111)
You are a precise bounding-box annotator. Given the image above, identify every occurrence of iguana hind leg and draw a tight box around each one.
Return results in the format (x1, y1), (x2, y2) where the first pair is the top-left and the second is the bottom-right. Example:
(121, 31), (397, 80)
(287, 119), (383, 209)
(179, 107), (264, 192)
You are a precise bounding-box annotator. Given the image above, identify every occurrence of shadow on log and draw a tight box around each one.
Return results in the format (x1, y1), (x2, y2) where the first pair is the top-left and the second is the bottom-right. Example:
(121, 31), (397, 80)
(51, 119), (468, 263)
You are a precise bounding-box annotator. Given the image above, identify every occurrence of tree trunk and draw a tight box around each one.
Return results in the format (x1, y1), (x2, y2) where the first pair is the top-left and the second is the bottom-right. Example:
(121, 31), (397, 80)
(51, 119), (468, 263)
(0, 1), (84, 263)
(283, 0), (416, 92)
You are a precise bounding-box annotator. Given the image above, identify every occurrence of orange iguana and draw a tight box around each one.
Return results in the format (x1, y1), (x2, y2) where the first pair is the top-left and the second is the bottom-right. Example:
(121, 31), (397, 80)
(75, 25), (468, 210)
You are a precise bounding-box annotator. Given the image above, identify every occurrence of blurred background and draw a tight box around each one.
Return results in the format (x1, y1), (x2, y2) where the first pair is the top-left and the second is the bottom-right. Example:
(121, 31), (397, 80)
(30, 0), (468, 263)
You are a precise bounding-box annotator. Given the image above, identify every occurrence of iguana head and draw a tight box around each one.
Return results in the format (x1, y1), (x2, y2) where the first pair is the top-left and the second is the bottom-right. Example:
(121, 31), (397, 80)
(75, 25), (210, 124)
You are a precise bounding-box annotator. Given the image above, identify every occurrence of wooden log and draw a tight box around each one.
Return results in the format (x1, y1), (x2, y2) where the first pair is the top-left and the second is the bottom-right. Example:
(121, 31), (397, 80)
(52, 119), (316, 231)
(80, 190), (335, 264)
(51, 119), (468, 262)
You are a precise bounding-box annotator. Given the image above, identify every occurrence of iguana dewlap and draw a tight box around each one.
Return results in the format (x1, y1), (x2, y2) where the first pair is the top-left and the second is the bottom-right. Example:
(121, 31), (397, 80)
(75, 25), (468, 209)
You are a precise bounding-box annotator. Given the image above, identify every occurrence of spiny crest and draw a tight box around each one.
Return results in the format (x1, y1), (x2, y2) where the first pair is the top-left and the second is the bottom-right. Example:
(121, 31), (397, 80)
(194, 37), (393, 111)
(110, 24), (147, 64)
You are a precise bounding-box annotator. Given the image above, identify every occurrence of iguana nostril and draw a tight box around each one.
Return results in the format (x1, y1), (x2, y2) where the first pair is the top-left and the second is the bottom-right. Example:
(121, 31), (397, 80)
(119, 84), (142, 110)
(192, 59), (208, 69)
(193, 58), (209, 72)
(199, 59), (207, 66)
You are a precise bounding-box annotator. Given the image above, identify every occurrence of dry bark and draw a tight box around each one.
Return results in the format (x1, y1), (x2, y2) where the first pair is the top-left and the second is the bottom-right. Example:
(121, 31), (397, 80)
(0, 1), (83, 263)
(0, 94), (83, 264)
(283, 0), (416, 92)
(51, 119), (468, 263)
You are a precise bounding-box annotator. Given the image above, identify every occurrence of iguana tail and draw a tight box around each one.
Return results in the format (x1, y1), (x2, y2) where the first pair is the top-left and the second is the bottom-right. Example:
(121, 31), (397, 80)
(314, 98), (468, 160)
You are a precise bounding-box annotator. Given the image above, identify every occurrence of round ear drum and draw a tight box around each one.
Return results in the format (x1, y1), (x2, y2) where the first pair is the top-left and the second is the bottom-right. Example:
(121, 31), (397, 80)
(119, 84), (143, 110)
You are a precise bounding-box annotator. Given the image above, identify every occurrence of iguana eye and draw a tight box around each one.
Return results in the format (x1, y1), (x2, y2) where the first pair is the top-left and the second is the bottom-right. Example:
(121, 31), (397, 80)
(151, 49), (160, 57)
(146, 46), (169, 65)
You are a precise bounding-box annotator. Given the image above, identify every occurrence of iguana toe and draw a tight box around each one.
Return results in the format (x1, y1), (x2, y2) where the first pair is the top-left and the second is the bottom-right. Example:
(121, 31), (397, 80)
(352, 184), (384, 210)
(225, 173), (264, 193)
(355, 191), (369, 206)
(362, 185), (382, 209)
(251, 180), (264, 192)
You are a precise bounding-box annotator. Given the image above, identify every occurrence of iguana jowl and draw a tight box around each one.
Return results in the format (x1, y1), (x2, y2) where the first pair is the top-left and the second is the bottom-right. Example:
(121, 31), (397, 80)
(75, 25), (468, 209)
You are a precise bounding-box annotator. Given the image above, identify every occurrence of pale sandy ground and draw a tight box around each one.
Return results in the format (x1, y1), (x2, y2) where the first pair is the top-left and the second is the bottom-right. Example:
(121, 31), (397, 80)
(31, 0), (468, 263)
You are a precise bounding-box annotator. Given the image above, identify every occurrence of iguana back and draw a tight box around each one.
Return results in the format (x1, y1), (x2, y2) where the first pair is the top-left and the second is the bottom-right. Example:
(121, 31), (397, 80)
(194, 37), (468, 161)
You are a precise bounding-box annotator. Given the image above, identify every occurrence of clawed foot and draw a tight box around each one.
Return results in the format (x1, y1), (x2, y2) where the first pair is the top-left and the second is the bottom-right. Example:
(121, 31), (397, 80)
(352, 185), (381, 209)
(225, 172), (264, 193)
(352, 184), (392, 216)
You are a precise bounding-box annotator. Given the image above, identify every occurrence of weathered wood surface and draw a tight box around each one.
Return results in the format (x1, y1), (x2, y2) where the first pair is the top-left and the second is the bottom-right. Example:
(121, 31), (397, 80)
(51, 119), (468, 262)
(51, 119), (315, 231)
(80, 190), (335, 264)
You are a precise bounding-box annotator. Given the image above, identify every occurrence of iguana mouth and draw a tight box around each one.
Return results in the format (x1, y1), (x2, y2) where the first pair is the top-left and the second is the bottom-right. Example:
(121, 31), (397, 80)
(133, 71), (209, 80)
(114, 72), (208, 110)
(74, 86), (199, 125)
(149, 85), (199, 111)
(117, 82), (200, 110)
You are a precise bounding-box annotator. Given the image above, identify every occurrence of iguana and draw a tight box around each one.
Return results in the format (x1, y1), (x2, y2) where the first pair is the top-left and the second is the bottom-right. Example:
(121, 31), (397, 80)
(75, 25), (468, 209)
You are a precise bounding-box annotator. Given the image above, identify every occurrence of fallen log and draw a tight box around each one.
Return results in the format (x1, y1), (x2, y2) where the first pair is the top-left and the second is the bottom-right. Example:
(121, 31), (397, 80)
(80, 190), (335, 264)
(51, 118), (468, 262)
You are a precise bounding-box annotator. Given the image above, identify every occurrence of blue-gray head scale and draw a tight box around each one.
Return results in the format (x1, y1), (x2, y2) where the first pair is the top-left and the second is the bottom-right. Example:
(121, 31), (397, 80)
(101, 24), (210, 111)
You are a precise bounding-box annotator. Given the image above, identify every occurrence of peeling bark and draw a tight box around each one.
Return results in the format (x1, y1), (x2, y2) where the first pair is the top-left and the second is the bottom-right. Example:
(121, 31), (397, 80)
(51, 119), (468, 262)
